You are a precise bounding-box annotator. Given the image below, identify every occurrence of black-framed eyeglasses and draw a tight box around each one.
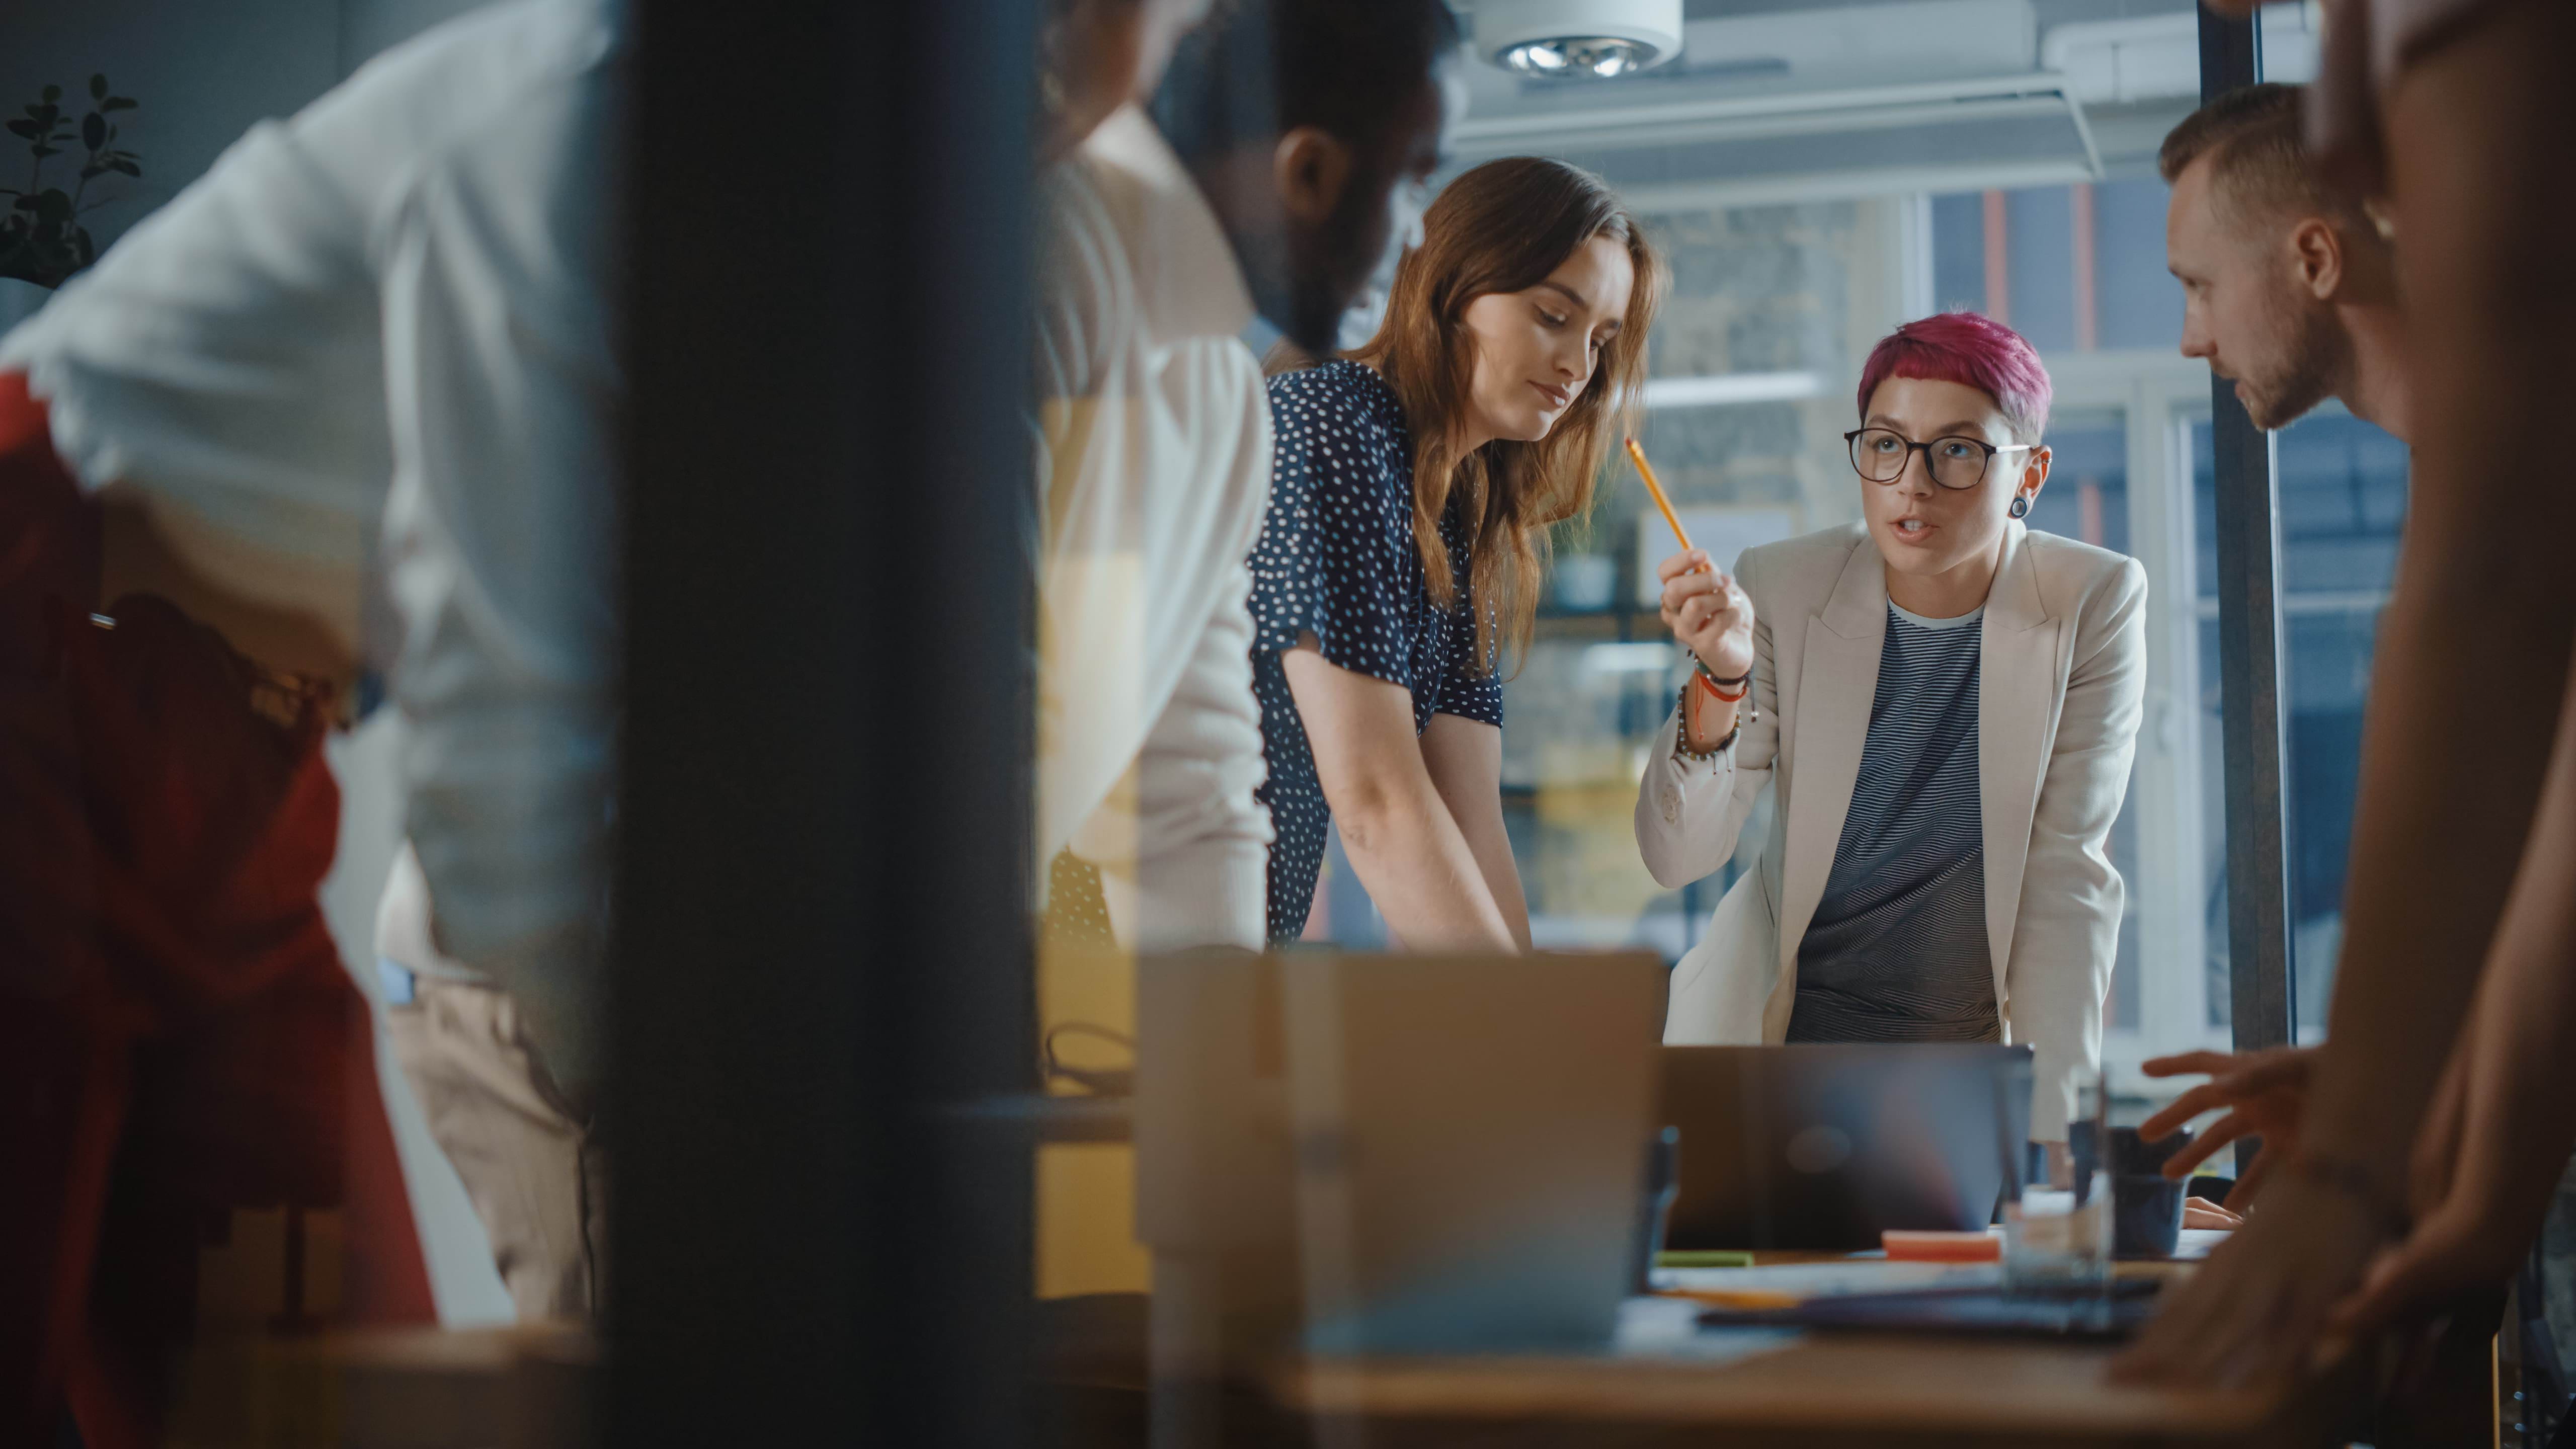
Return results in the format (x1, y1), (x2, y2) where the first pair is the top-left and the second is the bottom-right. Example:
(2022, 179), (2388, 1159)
(1843, 428), (2032, 491)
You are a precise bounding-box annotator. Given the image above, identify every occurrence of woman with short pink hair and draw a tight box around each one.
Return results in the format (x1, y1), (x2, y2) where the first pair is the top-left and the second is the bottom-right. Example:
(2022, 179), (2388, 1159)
(1635, 311), (2147, 1145)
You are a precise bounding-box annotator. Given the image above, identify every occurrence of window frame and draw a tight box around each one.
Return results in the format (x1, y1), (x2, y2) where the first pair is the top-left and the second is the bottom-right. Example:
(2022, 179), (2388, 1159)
(2043, 350), (2232, 1087)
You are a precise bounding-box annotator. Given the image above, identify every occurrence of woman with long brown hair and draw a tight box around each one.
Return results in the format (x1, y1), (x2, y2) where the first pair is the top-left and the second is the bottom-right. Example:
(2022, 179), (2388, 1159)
(1245, 156), (1663, 948)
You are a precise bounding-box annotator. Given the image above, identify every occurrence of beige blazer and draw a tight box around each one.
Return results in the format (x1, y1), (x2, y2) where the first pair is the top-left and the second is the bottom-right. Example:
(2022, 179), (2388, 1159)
(1635, 522), (2146, 1139)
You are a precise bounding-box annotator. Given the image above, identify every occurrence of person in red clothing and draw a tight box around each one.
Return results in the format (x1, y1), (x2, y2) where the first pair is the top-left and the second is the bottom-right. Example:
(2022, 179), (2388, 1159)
(0, 379), (433, 1447)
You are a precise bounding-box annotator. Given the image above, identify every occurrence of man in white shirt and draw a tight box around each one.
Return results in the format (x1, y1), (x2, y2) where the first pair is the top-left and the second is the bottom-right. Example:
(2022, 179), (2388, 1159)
(1026, 0), (1463, 1309)
(0, 0), (622, 1324)
(1033, 103), (1275, 951)
(1033, 0), (1464, 954)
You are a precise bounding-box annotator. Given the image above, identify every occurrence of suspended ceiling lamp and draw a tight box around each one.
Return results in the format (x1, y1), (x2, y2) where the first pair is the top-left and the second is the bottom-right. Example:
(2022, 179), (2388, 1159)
(1475, 0), (1685, 80)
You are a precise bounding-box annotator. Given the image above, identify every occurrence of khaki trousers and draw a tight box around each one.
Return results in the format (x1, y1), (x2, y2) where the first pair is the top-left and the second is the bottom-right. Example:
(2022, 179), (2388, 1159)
(385, 974), (605, 1322)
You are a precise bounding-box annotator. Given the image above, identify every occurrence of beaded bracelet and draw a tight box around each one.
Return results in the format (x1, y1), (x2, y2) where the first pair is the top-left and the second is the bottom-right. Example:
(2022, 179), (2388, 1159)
(1673, 678), (1741, 762)
(1695, 654), (1752, 700)
(1683, 654), (1757, 744)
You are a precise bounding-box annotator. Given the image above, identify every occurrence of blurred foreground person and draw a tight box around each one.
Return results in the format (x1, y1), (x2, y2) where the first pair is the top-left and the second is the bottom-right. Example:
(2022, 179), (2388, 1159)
(1253, 157), (1664, 950)
(1033, 0), (1465, 953)
(2121, 0), (2576, 1387)
(0, 0), (624, 1404)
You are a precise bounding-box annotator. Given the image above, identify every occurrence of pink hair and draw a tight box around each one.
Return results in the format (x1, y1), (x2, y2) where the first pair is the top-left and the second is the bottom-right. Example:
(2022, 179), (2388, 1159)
(1855, 312), (2052, 444)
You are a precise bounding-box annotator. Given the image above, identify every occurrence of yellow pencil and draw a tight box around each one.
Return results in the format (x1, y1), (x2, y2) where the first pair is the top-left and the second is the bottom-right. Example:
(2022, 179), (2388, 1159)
(1625, 436), (1698, 561)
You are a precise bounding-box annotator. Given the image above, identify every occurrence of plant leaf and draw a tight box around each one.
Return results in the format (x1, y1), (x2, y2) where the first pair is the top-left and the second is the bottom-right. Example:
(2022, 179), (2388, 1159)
(89, 74), (106, 100)
(6, 120), (33, 139)
(109, 159), (138, 177)
(39, 85), (59, 104)
(102, 97), (134, 112)
(80, 114), (103, 150)
(31, 146), (58, 159)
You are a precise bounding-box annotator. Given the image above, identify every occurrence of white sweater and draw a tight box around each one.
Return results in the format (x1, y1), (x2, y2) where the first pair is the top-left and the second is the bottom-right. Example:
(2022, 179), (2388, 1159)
(1031, 106), (1273, 950)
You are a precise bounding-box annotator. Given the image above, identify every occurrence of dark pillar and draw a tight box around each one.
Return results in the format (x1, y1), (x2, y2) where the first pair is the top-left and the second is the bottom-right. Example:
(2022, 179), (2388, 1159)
(613, 3), (1038, 1442)
(2197, 6), (2297, 1058)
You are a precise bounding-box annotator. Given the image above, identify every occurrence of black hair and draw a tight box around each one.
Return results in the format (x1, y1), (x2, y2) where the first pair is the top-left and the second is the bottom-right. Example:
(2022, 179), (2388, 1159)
(1153, 0), (1462, 164)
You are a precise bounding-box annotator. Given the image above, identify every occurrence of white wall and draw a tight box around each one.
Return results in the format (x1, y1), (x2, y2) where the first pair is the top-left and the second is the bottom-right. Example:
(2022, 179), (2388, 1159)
(337, 0), (496, 77)
(0, 0), (498, 255)
(0, 0), (338, 255)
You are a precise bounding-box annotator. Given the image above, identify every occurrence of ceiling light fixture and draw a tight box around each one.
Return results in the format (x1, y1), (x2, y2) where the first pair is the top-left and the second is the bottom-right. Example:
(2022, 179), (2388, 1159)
(1475, 0), (1684, 80)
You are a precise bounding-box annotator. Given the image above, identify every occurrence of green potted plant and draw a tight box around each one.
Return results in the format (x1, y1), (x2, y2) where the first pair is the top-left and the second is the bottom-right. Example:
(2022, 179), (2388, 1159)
(0, 73), (142, 329)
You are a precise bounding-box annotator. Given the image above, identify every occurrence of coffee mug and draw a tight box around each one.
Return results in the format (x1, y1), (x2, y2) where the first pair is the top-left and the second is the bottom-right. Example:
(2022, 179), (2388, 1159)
(2109, 1125), (2190, 1259)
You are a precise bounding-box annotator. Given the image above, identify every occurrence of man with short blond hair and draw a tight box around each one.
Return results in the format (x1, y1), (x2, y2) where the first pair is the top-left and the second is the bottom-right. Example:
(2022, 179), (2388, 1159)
(2161, 82), (2410, 439)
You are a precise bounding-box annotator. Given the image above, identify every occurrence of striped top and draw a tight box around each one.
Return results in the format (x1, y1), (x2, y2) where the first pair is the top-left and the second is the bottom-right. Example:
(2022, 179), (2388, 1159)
(1786, 600), (1999, 1043)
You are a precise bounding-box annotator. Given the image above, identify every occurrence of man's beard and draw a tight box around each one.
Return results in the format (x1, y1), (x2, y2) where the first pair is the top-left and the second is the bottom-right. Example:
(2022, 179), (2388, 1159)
(1280, 161), (1398, 355)
(2237, 299), (2351, 431)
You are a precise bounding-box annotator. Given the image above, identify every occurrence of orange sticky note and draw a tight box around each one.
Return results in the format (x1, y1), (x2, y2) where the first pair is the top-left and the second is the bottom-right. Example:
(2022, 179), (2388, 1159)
(1658, 1287), (1803, 1310)
(1882, 1229), (2001, 1262)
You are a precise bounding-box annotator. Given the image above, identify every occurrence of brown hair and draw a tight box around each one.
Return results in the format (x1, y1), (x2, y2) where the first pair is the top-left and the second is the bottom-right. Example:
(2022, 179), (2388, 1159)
(2159, 84), (2371, 235)
(1347, 156), (1664, 673)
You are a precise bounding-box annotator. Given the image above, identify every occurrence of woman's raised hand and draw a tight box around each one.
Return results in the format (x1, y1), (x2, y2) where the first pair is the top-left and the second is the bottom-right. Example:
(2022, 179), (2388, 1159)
(1657, 549), (1754, 680)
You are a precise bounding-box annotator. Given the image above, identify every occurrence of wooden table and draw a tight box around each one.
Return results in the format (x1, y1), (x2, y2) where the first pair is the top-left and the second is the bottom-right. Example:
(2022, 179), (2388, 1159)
(1262, 1255), (2372, 1449)
(167, 1324), (597, 1449)
(1270, 1333), (2354, 1448)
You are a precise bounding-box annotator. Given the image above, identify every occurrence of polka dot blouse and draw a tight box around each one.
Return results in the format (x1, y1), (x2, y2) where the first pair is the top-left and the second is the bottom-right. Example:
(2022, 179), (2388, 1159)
(1248, 359), (1504, 943)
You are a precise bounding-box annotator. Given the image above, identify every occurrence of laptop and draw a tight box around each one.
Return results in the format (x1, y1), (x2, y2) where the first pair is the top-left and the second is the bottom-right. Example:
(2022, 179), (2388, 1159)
(1281, 951), (1668, 1352)
(1659, 1043), (2032, 1252)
